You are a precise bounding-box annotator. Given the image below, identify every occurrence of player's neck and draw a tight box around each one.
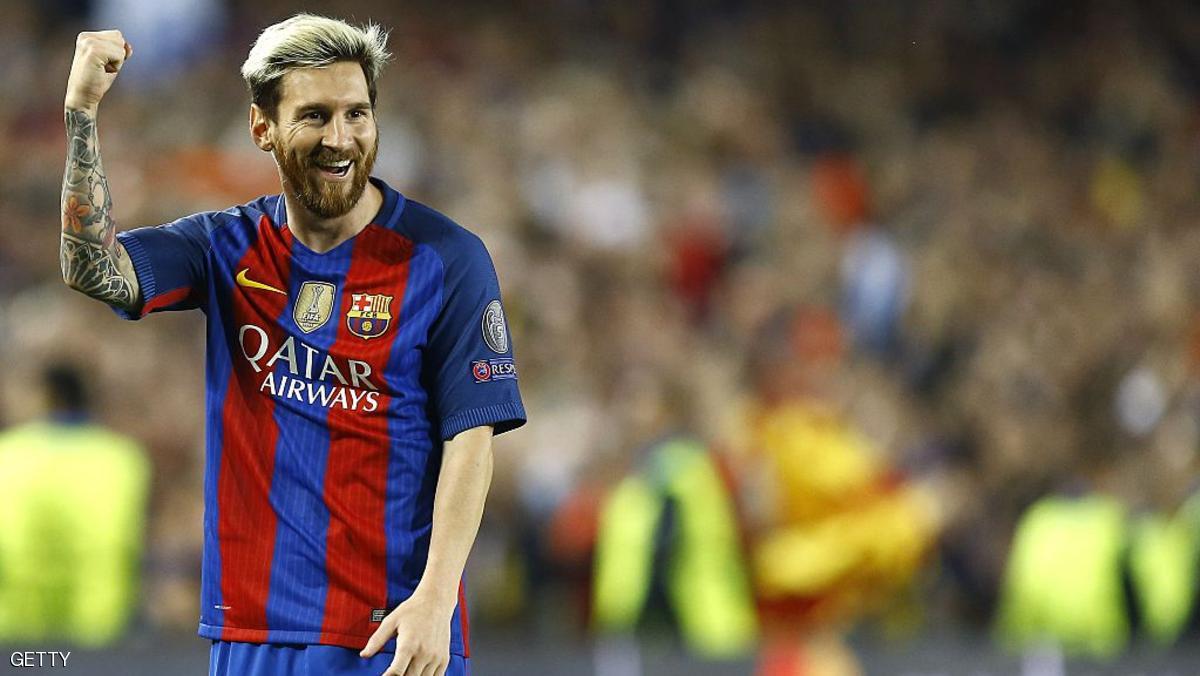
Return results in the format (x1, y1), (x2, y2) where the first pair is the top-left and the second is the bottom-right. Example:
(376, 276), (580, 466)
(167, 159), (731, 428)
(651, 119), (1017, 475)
(283, 182), (383, 254)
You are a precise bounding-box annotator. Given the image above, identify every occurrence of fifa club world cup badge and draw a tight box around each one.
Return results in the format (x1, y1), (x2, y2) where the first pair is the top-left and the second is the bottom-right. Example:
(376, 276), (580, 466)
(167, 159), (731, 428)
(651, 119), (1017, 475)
(347, 293), (394, 339)
(294, 281), (336, 333)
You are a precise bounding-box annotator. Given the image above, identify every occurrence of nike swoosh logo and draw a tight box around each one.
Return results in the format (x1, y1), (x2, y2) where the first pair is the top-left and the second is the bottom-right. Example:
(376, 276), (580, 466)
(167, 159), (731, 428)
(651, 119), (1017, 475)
(236, 268), (287, 296)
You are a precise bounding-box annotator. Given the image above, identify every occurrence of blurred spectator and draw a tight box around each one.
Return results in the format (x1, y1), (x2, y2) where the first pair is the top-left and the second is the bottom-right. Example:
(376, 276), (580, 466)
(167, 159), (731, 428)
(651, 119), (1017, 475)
(1127, 492), (1200, 647)
(839, 225), (909, 360)
(0, 362), (150, 646)
(592, 436), (757, 664)
(728, 307), (938, 675)
(995, 492), (1129, 659)
(811, 155), (869, 236)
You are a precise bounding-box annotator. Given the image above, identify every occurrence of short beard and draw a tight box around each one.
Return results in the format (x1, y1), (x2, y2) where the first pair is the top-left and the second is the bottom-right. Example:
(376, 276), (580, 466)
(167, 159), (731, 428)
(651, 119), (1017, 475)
(273, 134), (378, 219)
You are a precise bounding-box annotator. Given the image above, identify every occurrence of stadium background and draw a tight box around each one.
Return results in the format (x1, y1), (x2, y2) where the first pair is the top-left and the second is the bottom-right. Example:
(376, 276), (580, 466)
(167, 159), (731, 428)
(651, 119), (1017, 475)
(5, 0), (1200, 673)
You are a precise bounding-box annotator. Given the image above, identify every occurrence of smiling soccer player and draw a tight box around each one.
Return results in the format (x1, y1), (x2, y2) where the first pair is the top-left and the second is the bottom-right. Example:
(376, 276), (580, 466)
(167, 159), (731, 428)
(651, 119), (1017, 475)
(60, 14), (526, 676)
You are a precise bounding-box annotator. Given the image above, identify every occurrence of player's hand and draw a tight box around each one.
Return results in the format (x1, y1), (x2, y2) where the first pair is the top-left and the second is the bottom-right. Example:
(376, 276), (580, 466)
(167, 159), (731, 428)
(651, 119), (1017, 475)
(65, 30), (132, 113)
(360, 590), (453, 676)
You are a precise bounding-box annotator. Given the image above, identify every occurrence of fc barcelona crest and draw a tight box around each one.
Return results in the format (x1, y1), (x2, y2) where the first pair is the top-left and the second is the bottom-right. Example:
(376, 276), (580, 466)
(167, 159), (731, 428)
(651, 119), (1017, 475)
(294, 281), (336, 333)
(347, 293), (394, 339)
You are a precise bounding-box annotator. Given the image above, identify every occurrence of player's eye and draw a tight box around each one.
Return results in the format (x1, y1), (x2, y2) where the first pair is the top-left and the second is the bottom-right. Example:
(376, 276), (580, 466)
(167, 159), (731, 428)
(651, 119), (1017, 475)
(349, 110), (367, 119)
(303, 111), (325, 122)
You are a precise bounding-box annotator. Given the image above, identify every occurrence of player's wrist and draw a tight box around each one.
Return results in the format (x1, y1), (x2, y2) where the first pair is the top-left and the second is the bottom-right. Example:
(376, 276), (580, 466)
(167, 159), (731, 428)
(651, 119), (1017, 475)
(410, 583), (458, 615)
(64, 99), (99, 116)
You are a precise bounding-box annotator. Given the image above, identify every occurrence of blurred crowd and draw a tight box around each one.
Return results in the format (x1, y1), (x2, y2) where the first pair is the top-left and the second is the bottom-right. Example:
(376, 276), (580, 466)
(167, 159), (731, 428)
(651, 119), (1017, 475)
(6, 0), (1200, 669)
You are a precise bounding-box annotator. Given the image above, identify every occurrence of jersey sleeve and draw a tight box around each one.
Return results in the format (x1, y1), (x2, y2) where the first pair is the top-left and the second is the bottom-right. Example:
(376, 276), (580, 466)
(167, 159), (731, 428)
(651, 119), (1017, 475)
(425, 232), (527, 441)
(111, 213), (212, 320)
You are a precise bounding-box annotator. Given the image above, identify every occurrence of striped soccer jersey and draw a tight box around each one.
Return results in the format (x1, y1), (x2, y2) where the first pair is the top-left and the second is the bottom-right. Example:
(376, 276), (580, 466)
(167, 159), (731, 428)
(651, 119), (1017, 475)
(115, 177), (526, 656)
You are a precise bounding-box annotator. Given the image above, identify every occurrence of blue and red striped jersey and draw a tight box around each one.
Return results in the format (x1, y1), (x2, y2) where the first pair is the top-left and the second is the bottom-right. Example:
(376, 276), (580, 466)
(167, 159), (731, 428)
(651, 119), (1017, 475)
(114, 178), (525, 655)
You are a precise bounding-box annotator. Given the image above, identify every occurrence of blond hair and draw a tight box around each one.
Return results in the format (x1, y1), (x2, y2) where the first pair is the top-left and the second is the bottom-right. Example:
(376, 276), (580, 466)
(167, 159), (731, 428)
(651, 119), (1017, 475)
(241, 13), (391, 117)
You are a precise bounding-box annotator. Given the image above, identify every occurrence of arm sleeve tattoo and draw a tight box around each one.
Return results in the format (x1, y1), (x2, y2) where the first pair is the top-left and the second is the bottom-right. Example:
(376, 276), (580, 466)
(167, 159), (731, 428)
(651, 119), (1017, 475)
(60, 108), (140, 310)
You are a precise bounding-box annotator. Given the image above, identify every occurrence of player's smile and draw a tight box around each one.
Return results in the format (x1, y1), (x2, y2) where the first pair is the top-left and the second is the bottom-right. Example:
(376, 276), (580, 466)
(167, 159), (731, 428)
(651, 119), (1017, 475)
(310, 148), (357, 181)
(311, 154), (354, 182)
(314, 158), (352, 180)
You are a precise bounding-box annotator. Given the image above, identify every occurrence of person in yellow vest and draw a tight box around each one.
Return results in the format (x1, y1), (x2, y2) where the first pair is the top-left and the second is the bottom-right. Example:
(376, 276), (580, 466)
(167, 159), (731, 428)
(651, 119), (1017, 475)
(1127, 493), (1200, 647)
(995, 493), (1129, 659)
(997, 483), (1200, 659)
(0, 362), (150, 646)
(592, 435), (759, 661)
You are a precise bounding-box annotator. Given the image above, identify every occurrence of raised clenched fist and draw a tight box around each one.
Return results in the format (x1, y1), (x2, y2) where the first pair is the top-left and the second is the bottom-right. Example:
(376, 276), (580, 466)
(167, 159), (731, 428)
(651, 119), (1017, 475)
(65, 30), (133, 113)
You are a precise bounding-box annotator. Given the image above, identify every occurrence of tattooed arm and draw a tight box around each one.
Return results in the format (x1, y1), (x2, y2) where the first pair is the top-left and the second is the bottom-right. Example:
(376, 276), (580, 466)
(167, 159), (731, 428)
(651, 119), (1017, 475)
(61, 108), (139, 308)
(60, 31), (140, 310)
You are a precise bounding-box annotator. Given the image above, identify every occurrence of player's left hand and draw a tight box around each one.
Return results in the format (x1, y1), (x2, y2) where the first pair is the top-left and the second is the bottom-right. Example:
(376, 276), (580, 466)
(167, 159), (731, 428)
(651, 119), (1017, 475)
(360, 590), (453, 676)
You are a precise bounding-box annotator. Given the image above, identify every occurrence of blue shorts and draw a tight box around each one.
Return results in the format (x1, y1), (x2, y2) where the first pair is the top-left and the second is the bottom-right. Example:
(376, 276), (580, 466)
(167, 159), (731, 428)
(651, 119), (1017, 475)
(209, 641), (470, 676)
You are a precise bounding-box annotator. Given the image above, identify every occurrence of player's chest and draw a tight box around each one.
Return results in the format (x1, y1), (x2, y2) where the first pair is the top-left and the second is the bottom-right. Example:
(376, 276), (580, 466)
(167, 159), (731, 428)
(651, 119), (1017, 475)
(212, 250), (441, 359)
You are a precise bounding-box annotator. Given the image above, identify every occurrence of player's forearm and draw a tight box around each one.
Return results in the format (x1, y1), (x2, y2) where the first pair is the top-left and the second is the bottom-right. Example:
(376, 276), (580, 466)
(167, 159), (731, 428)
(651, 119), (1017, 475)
(59, 107), (140, 310)
(414, 425), (495, 610)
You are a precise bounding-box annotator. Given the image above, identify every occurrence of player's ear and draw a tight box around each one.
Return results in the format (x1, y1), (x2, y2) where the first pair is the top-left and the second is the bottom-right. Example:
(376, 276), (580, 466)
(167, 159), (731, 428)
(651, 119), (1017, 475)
(250, 104), (273, 152)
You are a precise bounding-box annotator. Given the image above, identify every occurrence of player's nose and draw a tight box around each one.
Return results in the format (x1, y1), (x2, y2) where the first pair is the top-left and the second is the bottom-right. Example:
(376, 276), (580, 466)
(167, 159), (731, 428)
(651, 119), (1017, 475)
(321, 116), (354, 153)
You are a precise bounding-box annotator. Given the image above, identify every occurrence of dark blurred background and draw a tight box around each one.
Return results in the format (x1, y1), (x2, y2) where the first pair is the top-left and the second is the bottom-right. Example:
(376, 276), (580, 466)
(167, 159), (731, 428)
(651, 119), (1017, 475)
(6, 0), (1200, 673)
